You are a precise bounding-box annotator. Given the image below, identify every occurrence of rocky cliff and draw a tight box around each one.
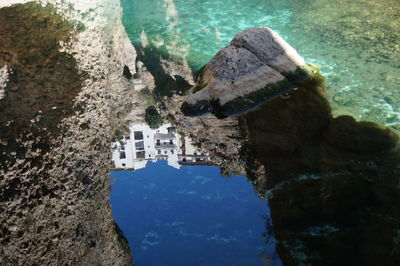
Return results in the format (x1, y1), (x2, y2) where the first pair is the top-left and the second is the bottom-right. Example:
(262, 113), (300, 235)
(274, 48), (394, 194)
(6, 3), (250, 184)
(0, 0), (135, 265)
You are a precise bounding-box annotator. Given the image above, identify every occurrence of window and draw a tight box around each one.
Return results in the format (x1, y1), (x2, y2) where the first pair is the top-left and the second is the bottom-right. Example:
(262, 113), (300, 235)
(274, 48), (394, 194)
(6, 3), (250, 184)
(147, 135), (149, 138)
(171, 150), (174, 154)
(164, 150), (167, 154)
(149, 154), (151, 158)
(169, 140), (173, 144)
(136, 151), (145, 159)
(120, 151), (126, 159)
(158, 150), (161, 155)
(135, 141), (144, 150)
(194, 152), (197, 155)
(125, 136), (130, 140)
(120, 146), (125, 150)
(134, 131), (143, 140)
(122, 163), (126, 167)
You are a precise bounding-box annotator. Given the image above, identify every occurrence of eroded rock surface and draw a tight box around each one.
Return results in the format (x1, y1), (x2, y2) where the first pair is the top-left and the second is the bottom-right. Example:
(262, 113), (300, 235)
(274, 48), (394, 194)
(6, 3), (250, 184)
(0, 1), (135, 265)
(231, 27), (307, 77)
(181, 27), (312, 118)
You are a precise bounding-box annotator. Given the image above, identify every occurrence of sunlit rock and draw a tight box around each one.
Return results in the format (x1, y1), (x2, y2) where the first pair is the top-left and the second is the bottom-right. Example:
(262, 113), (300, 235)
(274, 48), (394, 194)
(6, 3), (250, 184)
(0, 65), (8, 100)
(181, 27), (312, 118)
(231, 27), (310, 81)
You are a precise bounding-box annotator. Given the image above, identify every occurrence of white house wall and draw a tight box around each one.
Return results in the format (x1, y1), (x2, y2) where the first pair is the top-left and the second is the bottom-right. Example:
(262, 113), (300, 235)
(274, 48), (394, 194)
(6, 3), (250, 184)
(111, 123), (182, 170)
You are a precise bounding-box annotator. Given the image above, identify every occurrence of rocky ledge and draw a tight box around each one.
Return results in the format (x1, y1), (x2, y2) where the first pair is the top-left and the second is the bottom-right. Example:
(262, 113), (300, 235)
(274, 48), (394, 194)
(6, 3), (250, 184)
(0, 0), (135, 265)
(181, 27), (314, 118)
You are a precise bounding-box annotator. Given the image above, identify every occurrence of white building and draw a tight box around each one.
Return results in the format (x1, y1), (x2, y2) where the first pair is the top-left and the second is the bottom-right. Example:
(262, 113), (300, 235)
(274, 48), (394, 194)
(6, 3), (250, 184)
(111, 123), (211, 171)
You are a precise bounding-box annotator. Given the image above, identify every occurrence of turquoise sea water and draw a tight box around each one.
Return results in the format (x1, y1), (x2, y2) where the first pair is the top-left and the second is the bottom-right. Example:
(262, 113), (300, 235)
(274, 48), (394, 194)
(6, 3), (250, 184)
(110, 161), (281, 266)
(121, 0), (400, 127)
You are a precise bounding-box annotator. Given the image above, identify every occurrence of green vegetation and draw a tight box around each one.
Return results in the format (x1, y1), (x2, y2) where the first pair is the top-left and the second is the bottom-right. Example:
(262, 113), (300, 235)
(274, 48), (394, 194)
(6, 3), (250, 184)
(75, 21), (86, 32)
(283, 66), (310, 83)
(283, 64), (325, 87)
(114, 129), (124, 142)
(219, 167), (242, 177)
(113, 129), (126, 148)
(305, 63), (325, 87)
(145, 106), (163, 129)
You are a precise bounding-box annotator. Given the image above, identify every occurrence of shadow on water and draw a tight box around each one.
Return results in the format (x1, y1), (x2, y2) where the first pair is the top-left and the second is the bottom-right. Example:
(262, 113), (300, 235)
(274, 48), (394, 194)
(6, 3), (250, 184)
(240, 75), (400, 265)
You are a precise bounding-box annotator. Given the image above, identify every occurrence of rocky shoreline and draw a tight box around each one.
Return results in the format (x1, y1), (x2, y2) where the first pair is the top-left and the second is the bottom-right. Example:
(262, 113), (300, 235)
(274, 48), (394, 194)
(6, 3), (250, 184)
(1, 0), (399, 265)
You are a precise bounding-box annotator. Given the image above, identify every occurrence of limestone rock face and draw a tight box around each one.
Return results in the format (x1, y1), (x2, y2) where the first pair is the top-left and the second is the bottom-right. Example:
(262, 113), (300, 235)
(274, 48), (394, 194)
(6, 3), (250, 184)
(181, 27), (311, 118)
(0, 1), (134, 265)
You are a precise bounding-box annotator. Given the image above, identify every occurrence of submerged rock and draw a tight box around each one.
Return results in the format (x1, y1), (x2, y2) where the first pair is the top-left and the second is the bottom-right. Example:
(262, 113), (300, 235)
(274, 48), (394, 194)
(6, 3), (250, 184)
(181, 27), (312, 118)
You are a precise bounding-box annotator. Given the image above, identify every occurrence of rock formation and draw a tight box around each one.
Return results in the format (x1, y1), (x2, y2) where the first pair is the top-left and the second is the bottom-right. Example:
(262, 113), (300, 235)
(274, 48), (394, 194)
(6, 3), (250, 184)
(1, 0), (398, 264)
(0, 1), (135, 265)
(181, 27), (313, 118)
(167, 26), (400, 265)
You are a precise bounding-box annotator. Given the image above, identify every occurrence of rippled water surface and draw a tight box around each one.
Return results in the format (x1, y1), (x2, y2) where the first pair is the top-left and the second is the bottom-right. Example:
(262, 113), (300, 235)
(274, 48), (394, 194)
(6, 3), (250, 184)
(121, 0), (400, 127)
(110, 161), (281, 266)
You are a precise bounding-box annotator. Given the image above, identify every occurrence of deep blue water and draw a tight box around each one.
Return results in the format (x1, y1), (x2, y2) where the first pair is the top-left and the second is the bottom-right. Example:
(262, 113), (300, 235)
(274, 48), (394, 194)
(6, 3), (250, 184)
(110, 161), (281, 266)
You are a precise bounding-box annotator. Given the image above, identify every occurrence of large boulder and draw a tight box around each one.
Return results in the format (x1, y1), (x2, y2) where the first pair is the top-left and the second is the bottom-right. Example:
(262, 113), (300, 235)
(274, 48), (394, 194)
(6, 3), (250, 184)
(181, 27), (313, 118)
(231, 27), (309, 81)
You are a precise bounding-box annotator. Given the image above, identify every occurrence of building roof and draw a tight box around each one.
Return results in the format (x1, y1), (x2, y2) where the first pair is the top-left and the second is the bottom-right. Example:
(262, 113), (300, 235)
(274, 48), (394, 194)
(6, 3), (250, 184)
(154, 132), (175, 140)
(155, 143), (176, 149)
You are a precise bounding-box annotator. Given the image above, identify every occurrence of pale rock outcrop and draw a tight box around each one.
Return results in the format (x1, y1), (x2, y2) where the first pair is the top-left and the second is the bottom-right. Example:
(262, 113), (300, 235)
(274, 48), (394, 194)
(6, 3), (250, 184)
(0, 65), (8, 100)
(181, 27), (312, 118)
(231, 27), (307, 77)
